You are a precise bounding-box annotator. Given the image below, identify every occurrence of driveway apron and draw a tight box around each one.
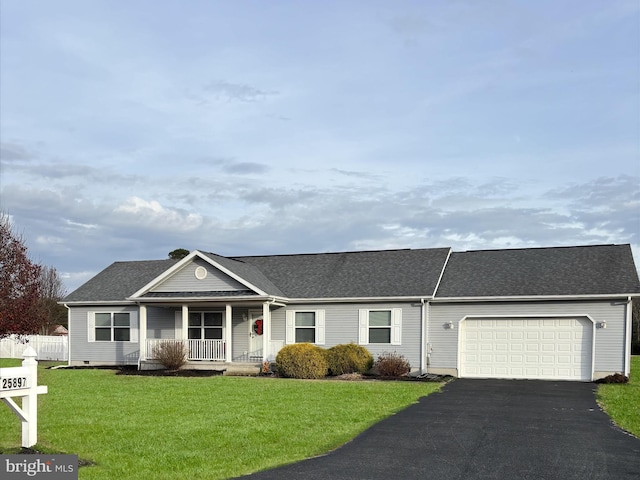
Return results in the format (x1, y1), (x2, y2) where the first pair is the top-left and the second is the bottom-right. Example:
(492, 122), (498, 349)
(238, 379), (640, 480)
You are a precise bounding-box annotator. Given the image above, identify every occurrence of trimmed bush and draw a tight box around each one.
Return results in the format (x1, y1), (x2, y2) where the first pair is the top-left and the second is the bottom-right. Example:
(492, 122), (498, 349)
(374, 351), (411, 377)
(276, 343), (328, 379)
(152, 340), (188, 371)
(325, 343), (374, 376)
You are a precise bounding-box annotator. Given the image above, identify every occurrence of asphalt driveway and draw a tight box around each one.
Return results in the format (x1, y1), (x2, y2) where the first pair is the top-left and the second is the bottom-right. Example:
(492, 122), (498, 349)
(239, 379), (640, 480)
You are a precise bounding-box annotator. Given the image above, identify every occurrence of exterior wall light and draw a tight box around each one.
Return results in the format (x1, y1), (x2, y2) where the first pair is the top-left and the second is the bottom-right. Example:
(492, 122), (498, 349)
(446, 321), (455, 330)
(597, 321), (607, 329)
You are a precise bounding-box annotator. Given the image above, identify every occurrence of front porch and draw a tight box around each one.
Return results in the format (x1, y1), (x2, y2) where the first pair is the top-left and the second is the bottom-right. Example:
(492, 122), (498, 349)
(144, 338), (284, 363)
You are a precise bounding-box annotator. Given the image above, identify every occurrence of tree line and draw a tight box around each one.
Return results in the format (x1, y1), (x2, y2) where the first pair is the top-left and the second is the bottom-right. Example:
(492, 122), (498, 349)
(1, 211), (67, 338)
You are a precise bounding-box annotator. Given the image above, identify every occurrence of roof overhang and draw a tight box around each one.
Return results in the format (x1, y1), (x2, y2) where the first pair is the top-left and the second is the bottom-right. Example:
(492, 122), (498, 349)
(128, 250), (269, 299)
(430, 293), (640, 303)
(284, 296), (433, 304)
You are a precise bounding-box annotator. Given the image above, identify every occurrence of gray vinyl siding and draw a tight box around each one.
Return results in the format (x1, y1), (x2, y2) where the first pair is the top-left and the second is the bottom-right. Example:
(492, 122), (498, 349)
(146, 306), (177, 339)
(270, 306), (286, 342)
(281, 303), (422, 369)
(428, 300), (627, 375)
(151, 258), (247, 293)
(69, 305), (140, 365)
(232, 308), (250, 361)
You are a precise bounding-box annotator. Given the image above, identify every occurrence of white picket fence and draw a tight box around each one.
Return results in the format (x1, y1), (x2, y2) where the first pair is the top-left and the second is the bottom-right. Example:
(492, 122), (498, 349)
(0, 335), (68, 361)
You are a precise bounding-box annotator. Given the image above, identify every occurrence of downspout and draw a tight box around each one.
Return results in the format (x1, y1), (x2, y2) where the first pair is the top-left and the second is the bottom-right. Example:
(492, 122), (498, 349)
(625, 296), (632, 377)
(420, 298), (427, 373)
(64, 304), (71, 366)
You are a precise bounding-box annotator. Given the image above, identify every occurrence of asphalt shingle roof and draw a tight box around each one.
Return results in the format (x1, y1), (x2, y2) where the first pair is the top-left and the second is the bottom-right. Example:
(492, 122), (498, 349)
(435, 244), (640, 297)
(62, 244), (640, 303)
(231, 248), (451, 298)
(64, 259), (178, 302)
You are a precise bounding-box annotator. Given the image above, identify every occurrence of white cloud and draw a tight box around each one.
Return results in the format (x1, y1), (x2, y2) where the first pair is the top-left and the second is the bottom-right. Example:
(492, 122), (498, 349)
(114, 196), (203, 231)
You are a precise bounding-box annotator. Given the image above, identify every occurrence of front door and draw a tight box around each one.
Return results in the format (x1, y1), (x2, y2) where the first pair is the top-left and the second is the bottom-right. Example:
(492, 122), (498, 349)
(249, 310), (264, 360)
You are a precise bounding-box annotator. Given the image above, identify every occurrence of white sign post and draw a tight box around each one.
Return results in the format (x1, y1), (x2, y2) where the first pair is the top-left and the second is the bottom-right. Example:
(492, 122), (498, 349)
(0, 346), (48, 447)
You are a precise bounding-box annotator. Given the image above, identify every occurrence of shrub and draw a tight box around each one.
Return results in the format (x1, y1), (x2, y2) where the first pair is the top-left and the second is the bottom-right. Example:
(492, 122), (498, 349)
(276, 343), (328, 379)
(152, 340), (188, 371)
(325, 343), (374, 376)
(595, 373), (629, 384)
(374, 351), (411, 377)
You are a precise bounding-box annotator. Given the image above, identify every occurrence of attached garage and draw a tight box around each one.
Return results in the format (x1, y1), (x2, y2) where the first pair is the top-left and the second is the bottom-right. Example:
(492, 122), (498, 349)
(459, 317), (593, 381)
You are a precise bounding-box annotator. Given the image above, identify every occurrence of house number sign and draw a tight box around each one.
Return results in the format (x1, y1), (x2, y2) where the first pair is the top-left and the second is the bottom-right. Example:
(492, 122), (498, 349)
(0, 347), (48, 448)
(0, 366), (31, 391)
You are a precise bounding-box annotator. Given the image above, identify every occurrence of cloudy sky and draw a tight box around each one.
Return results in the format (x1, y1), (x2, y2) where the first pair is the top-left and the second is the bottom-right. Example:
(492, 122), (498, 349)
(1, 0), (639, 293)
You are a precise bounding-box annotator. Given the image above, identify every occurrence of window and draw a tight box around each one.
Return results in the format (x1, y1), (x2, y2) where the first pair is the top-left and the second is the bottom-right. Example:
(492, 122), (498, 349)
(188, 312), (223, 340)
(286, 310), (325, 345)
(89, 312), (138, 342)
(295, 312), (316, 343)
(368, 311), (391, 343)
(359, 308), (402, 345)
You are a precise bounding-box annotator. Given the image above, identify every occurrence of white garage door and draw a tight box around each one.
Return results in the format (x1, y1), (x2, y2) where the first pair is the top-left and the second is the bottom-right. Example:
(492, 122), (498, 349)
(460, 318), (593, 381)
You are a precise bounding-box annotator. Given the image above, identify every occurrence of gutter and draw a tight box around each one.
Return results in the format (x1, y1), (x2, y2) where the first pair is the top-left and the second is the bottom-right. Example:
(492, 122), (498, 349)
(430, 293), (640, 303)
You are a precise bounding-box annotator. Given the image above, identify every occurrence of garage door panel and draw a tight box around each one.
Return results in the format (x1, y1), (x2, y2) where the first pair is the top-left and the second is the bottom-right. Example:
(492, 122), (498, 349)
(460, 318), (592, 381)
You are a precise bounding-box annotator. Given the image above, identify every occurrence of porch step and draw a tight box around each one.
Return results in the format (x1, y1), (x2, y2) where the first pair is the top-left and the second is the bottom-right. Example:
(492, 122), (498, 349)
(183, 361), (260, 375)
(139, 360), (261, 376)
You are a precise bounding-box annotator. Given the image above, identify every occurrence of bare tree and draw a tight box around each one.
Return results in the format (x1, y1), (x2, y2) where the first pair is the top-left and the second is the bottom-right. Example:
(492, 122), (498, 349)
(38, 265), (68, 334)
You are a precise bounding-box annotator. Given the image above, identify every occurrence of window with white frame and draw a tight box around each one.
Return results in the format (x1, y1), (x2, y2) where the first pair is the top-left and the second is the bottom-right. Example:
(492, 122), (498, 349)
(286, 310), (325, 344)
(188, 312), (223, 340)
(359, 308), (402, 345)
(88, 312), (138, 342)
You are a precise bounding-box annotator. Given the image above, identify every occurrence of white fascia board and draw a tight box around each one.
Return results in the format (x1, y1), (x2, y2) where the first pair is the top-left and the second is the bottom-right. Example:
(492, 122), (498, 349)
(130, 250), (201, 298)
(431, 293), (639, 303)
(285, 296), (433, 304)
(128, 295), (272, 303)
(196, 252), (269, 296)
(129, 250), (268, 299)
(431, 248), (452, 297)
(62, 301), (138, 306)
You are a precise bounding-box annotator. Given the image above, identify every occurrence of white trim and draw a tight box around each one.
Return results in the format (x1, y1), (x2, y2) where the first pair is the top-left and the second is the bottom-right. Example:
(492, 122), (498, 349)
(262, 302), (271, 361)
(129, 250), (269, 299)
(358, 309), (368, 345)
(285, 296), (432, 303)
(456, 314), (596, 381)
(285, 311), (295, 344)
(391, 308), (402, 345)
(87, 312), (95, 342)
(225, 304), (232, 362)
(432, 294), (639, 303)
(357, 308), (402, 346)
(624, 296), (632, 376)
(432, 248), (452, 297)
(285, 309), (325, 345)
(316, 310), (325, 345)
(87, 311), (138, 343)
(194, 266), (208, 280)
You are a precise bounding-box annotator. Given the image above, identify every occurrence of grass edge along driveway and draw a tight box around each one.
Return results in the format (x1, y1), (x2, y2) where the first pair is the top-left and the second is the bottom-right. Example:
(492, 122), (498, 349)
(0, 362), (442, 480)
(597, 355), (640, 438)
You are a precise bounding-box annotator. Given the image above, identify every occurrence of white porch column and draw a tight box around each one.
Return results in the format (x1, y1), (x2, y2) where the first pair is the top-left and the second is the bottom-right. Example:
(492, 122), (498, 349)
(225, 304), (232, 362)
(262, 302), (271, 362)
(181, 305), (189, 341)
(139, 304), (147, 361)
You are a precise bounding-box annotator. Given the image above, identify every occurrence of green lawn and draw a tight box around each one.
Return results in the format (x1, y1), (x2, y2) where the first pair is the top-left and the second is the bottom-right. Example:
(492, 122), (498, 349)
(597, 356), (640, 438)
(0, 360), (441, 479)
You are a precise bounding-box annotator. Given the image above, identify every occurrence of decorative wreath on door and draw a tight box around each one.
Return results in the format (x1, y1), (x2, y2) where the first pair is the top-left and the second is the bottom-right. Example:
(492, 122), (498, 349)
(253, 319), (263, 336)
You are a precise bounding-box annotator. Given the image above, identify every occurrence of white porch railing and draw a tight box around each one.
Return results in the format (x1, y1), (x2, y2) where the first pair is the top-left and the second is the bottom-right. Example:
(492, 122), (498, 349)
(146, 339), (226, 361)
